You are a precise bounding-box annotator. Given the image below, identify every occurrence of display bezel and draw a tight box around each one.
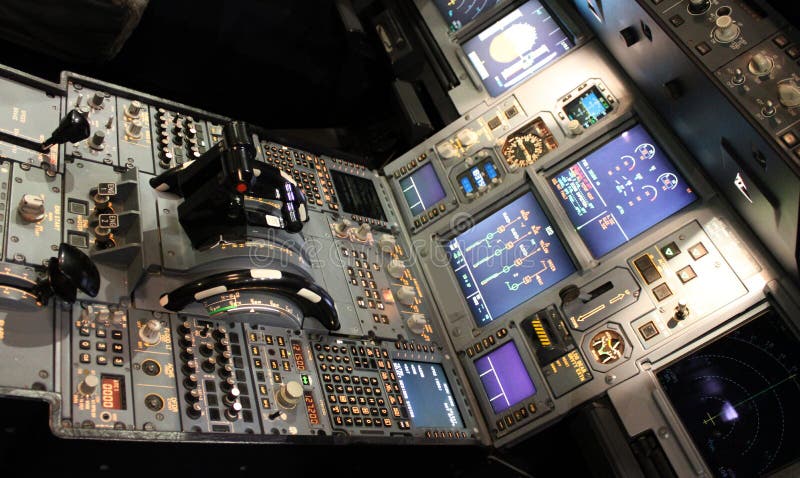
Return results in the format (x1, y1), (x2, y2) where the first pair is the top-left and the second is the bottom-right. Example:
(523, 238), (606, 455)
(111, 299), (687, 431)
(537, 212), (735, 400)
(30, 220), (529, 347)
(652, 305), (800, 477)
(386, 154), (456, 233)
(459, 0), (576, 98)
(545, 121), (699, 259)
(398, 162), (449, 218)
(392, 359), (466, 429)
(440, 182), (577, 327)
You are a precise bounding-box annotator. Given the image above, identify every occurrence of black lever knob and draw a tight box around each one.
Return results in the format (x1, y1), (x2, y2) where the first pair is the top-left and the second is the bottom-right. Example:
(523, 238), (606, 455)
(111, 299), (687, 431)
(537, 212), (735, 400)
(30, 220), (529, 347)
(35, 243), (100, 305)
(41, 109), (91, 152)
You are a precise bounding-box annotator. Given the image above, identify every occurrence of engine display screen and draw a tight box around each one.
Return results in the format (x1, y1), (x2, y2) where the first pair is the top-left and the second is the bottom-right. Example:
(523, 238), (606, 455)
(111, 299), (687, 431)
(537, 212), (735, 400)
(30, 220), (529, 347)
(474, 341), (536, 414)
(462, 0), (572, 97)
(434, 0), (503, 32)
(100, 374), (126, 410)
(399, 163), (447, 217)
(657, 310), (800, 477)
(446, 191), (574, 326)
(549, 124), (697, 258)
(330, 170), (387, 222)
(393, 360), (463, 428)
(563, 86), (612, 129)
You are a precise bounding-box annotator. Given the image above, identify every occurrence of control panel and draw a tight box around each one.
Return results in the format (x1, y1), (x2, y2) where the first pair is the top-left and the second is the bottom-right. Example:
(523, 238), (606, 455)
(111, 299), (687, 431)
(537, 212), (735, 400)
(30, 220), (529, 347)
(0, 3), (797, 472)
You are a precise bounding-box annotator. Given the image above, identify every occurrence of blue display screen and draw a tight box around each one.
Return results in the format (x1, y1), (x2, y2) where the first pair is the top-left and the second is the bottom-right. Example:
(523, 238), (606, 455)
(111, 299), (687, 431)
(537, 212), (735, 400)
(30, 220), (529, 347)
(463, 0), (572, 97)
(446, 191), (575, 326)
(393, 360), (463, 428)
(484, 162), (498, 179)
(434, 0), (503, 32)
(474, 341), (536, 413)
(563, 86), (613, 128)
(399, 163), (447, 217)
(460, 176), (475, 194)
(550, 124), (697, 258)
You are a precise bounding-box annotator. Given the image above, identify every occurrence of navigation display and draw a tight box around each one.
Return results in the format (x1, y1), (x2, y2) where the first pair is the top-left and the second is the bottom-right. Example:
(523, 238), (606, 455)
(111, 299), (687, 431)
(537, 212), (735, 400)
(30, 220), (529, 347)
(434, 0), (503, 33)
(393, 360), (464, 428)
(446, 191), (574, 326)
(657, 310), (800, 477)
(549, 124), (697, 258)
(399, 163), (447, 216)
(474, 341), (536, 413)
(462, 0), (572, 97)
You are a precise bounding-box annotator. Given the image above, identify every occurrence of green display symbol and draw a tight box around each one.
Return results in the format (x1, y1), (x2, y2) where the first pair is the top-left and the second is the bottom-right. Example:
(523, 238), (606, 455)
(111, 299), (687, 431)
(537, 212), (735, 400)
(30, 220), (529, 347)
(301, 374), (310, 385)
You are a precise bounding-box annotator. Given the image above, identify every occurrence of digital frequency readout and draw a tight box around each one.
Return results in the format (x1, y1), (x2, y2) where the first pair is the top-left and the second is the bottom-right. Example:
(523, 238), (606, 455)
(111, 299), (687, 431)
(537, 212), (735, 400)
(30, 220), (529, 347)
(446, 191), (575, 326)
(550, 124), (697, 258)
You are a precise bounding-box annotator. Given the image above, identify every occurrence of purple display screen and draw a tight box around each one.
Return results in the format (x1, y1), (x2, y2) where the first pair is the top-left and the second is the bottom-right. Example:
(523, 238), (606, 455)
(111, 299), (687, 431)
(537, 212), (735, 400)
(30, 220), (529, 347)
(462, 0), (572, 97)
(474, 342), (536, 413)
(549, 124), (697, 258)
(399, 163), (447, 216)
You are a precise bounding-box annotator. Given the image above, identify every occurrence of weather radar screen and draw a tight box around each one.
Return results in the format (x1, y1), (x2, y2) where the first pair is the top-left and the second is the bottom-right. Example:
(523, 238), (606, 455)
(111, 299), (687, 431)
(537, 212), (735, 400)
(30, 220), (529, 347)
(446, 191), (574, 326)
(550, 124), (697, 258)
(434, 0), (503, 32)
(658, 310), (800, 477)
(462, 0), (572, 97)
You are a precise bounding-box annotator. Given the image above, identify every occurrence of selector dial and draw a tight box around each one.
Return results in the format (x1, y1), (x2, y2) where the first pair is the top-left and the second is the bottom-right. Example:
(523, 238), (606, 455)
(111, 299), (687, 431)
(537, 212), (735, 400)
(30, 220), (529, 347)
(18, 194), (45, 223)
(396, 285), (417, 306)
(748, 53), (774, 77)
(688, 0), (710, 14)
(354, 223), (371, 241)
(377, 233), (397, 254)
(501, 133), (544, 169)
(406, 313), (428, 334)
(778, 80), (800, 108)
(456, 129), (479, 147)
(276, 381), (304, 409)
(139, 319), (163, 345)
(387, 259), (407, 279)
(79, 374), (99, 395)
(713, 15), (740, 44)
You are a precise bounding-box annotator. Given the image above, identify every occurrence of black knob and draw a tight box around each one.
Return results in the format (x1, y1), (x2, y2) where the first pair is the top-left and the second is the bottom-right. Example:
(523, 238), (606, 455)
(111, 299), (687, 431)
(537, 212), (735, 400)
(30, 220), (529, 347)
(688, 0), (710, 14)
(219, 364), (233, 378)
(223, 387), (240, 405)
(183, 373), (198, 389)
(215, 338), (230, 352)
(218, 350), (232, 364)
(180, 346), (195, 363)
(34, 243), (100, 305)
(201, 357), (217, 373)
(559, 285), (580, 305)
(199, 342), (214, 357)
(41, 109), (91, 151)
(185, 389), (200, 403)
(225, 402), (242, 421)
(220, 376), (236, 392)
(177, 320), (191, 335)
(186, 402), (202, 419)
(179, 333), (193, 348)
(182, 360), (197, 375)
(212, 326), (227, 341)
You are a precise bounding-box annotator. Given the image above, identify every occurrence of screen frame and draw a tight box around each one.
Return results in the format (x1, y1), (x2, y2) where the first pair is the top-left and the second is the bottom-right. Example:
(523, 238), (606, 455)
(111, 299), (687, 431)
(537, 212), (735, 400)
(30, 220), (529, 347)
(649, 303), (800, 477)
(386, 154), (457, 234)
(398, 162), (449, 218)
(440, 182), (577, 327)
(539, 118), (702, 264)
(393, 359), (466, 429)
(458, 0), (578, 98)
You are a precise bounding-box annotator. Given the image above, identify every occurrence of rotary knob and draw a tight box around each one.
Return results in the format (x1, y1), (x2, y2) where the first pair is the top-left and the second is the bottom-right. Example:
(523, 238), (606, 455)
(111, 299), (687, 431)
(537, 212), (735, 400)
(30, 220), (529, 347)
(138, 319), (163, 345)
(88, 91), (106, 109)
(354, 223), (371, 241)
(748, 53), (774, 77)
(688, 0), (710, 14)
(713, 15), (739, 44)
(88, 130), (106, 150)
(778, 80), (800, 108)
(332, 219), (353, 237)
(568, 119), (583, 136)
(223, 387), (241, 406)
(124, 100), (143, 118)
(18, 194), (45, 223)
(674, 300), (690, 321)
(387, 259), (407, 279)
(125, 120), (143, 139)
(377, 233), (396, 254)
(78, 375), (99, 395)
(225, 401), (243, 421)
(437, 142), (459, 159)
(456, 129), (479, 147)
(276, 381), (304, 409)
(406, 313), (428, 334)
(396, 285), (417, 306)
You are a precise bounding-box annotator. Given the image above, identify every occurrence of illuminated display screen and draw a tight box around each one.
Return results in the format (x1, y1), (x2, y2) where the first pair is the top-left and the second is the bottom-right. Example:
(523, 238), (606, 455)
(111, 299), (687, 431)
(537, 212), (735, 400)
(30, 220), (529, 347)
(433, 0), (503, 32)
(330, 170), (387, 222)
(563, 86), (612, 128)
(100, 374), (125, 410)
(549, 124), (697, 258)
(657, 310), (800, 477)
(457, 160), (499, 196)
(474, 342), (535, 413)
(291, 340), (306, 371)
(304, 391), (321, 426)
(446, 191), (574, 326)
(462, 0), (572, 97)
(393, 360), (463, 428)
(399, 163), (447, 216)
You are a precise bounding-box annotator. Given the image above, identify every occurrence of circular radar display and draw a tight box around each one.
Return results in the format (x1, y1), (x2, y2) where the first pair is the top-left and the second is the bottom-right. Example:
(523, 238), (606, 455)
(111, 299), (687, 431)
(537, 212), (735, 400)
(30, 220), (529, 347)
(657, 310), (800, 477)
(502, 133), (544, 169)
(589, 329), (625, 365)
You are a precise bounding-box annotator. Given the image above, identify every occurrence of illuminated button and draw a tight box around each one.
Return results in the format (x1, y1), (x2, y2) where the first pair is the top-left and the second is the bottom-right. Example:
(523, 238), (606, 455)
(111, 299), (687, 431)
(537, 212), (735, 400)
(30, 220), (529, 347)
(488, 335), (496, 346)
(528, 402), (537, 414)
(519, 406), (528, 418)
(113, 357), (124, 367)
(496, 328), (508, 339)
(79, 340), (91, 350)
(96, 342), (107, 352)
(79, 327), (90, 336)
(688, 242), (708, 260)
(96, 329), (107, 338)
(111, 330), (123, 340)
(482, 338), (491, 349)
(513, 409), (525, 421)
(695, 42), (711, 55)
(781, 131), (799, 148)
(660, 242), (681, 260)
(96, 355), (107, 365)
(677, 265), (697, 283)
(439, 204), (446, 212)
(786, 44), (800, 60)
(669, 14), (684, 27)
(112, 343), (124, 353)
(652, 283), (673, 302)
(773, 34), (790, 49)
(638, 321), (660, 341)
(474, 342), (483, 353)
(503, 415), (514, 426)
